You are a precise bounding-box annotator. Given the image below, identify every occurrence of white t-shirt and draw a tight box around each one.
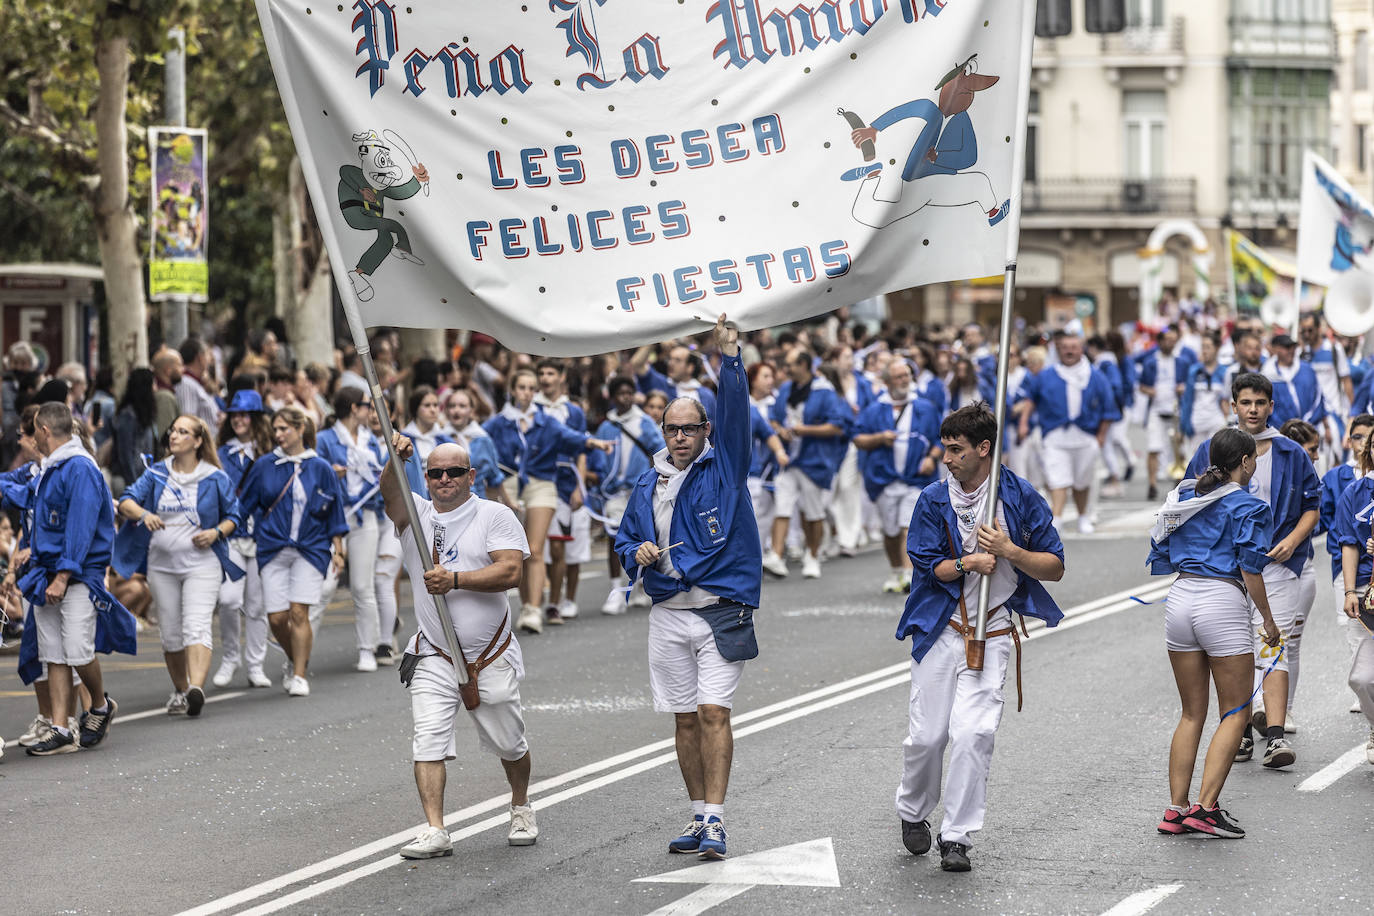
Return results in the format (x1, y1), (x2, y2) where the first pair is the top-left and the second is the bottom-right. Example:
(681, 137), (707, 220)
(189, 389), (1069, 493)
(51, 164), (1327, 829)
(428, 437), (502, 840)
(1309, 341), (1350, 416)
(401, 496), (531, 676)
(1152, 353), (1178, 415)
(149, 464), (221, 574)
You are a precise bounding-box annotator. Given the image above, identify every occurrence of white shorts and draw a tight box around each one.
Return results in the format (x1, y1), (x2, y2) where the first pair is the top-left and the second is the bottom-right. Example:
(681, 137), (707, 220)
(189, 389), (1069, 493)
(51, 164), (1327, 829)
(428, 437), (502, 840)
(1040, 426), (1099, 491)
(1251, 567), (1311, 675)
(260, 548), (326, 612)
(34, 582), (96, 667)
(1164, 576), (1253, 657)
(773, 467), (832, 522)
(876, 481), (920, 538)
(601, 491), (631, 538)
(147, 561), (222, 652)
(1146, 411), (1174, 455)
(544, 500), (591, 565)
(503, 476), (558, 511)
(648, 604), (746, 712)
(410, 653), (529, 762)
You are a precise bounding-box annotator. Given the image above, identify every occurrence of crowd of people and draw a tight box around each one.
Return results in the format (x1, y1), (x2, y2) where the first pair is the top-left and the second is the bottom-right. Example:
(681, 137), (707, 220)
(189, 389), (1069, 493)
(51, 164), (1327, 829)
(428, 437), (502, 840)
(1, 298), (1372, 867)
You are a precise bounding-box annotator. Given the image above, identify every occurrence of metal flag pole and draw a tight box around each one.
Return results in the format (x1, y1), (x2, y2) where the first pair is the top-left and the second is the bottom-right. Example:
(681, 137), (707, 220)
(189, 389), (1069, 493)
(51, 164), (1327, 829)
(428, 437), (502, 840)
(968, 0), (1038, 670)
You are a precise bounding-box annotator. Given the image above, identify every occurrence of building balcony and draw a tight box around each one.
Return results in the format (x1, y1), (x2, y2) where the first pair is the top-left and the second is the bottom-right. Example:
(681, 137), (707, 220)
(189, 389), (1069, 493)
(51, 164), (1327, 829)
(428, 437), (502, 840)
(1099, 16), (1186, 62)
(1229, 17), (1336, 64)
(1023, 177), (1197, 216)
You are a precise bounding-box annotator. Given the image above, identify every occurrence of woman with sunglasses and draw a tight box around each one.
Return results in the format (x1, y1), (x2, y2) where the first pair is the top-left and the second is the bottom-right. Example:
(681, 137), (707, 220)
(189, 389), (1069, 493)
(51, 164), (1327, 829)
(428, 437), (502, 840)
(114, 415), (244, 717)
(317, 387), (387, 673)
(238, 406), (348, 697)
(212, 389), (275, 689)
(484, 368), (614, 635)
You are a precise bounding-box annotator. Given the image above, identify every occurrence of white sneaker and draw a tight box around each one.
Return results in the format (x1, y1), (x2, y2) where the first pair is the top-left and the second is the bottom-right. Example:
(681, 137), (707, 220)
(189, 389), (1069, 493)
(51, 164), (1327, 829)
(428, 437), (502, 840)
(1284, 713), (1297, 735)
(762, 551), (789, 578)
(1366, 732), (1374, 765)
(557, 598), (579, 620)
(19, 715), (52, 747)
(212, 660), (238, 688)
(899, 569), (912, 593)
(166, 691), (189, 716)
(287, 676), (310, 697)
(400, 825), (453, 859)
(246, 667), (272, 688)
(628, 582), (652, 608)
(601, 582), (628, 615)
(882, 574), (903, 594)
(281, 660), (295, 693)
(1076, 517), (1096, 535)
(1354, 699), (1366, 714)
(517, 603), (544, 634)
(356, 649), (378, 673)
(801, 553), (821, 579)
(508, 804), (539, 846)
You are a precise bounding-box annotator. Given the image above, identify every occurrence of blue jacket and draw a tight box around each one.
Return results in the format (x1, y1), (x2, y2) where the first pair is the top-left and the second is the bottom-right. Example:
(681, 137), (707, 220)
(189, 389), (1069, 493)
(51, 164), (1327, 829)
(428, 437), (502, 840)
(899, 468), (1065, 663)
(30, 449), (116, 580)
(855, 398), (943, 501)
(615, 353), (761, 607)
(1135, 347), (1196, 413)
(238, 452), (349, 574)
(1350, 371), (1374, 419)
(769, 376), (852, 489)
(1016, 364), (1121, 436)
(1179, 362), (1229, 437)
(316, 425), (387, 524)
(1147, 487), (1272, 579)
(398, 426), (455, 496)
(540, 399), (586, 502)
(748, 402), (778, 480)
(590, 410), (665, 496)
(850, 369), (879, 412)
(1265, 360), (1327, 426)
(636, 366), (718, 420)
(1185, 434), (1319, 577)
(113, 461), (245, 581)
(1334, 475), (1374, 586)
(484, 406), (591, 489)
(464, 432), (505, 497)
(1320, 463), (1357, 580)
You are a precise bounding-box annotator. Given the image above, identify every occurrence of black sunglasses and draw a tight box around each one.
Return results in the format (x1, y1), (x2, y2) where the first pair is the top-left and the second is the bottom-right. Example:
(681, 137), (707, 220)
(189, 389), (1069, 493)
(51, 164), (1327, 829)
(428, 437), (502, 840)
(426, 466), (470, 480)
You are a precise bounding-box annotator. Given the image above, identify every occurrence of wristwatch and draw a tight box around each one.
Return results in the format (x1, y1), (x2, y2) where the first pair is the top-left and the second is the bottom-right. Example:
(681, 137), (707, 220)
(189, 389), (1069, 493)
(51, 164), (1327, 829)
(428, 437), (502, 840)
(955, 556), (965, 574)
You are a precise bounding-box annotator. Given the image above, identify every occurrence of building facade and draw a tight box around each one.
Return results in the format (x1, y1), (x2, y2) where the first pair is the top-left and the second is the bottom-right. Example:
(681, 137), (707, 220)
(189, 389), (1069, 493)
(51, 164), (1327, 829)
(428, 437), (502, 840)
(1332, 0), (1374, 194)
(906, 1), (1335, 334)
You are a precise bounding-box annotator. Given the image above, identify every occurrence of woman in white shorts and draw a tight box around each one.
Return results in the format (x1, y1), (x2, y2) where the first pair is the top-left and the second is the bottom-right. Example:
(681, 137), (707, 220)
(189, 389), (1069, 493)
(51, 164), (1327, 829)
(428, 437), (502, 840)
(115, 415), (244, 718)
(1146, 427), (1280, 840)
(213, 389), (274, 689)
(238, 406), (349, 697)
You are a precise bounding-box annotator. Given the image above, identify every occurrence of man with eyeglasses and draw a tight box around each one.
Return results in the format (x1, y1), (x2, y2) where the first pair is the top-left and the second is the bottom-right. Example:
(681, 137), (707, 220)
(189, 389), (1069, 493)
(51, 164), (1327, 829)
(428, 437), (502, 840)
(381, 438), (538, 859)
(615, 314), (759, 861)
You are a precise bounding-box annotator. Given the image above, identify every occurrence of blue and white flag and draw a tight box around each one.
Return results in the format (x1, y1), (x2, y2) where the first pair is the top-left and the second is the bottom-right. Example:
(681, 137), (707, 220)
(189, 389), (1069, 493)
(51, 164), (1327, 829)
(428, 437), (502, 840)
(256, 0), (1032, 354)
(1298, 150), (1374, 289)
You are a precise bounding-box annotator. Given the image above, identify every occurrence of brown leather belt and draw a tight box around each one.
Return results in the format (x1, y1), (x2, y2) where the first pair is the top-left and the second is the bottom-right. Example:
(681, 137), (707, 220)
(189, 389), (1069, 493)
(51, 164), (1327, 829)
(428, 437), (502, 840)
(430, 625), (511, 673)
(946, 524), (1028, 712)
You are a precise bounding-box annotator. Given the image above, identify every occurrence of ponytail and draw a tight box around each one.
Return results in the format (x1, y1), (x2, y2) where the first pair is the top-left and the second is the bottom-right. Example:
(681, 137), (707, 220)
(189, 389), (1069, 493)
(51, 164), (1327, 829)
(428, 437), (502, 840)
(1195, 427), (1256, 496)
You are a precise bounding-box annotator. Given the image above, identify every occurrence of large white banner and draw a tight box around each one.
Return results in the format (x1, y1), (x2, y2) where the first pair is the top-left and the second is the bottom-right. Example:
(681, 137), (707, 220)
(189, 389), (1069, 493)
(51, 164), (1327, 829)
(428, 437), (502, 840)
(1297, 150), (1374, 291)
(257, 0), (1030, 355)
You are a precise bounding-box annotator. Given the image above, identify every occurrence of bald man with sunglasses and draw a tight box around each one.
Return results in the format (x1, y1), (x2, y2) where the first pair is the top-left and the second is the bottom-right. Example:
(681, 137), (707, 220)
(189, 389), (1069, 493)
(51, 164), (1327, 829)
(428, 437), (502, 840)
(382, 437), (537, 859)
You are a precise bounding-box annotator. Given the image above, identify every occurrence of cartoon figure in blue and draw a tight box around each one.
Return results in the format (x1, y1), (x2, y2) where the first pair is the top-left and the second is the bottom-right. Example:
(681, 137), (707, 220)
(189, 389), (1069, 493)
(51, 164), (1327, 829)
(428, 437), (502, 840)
(1313, 166), (1374, 272)
(841, 54), (1010, 230)
(337, 129), (429, 303)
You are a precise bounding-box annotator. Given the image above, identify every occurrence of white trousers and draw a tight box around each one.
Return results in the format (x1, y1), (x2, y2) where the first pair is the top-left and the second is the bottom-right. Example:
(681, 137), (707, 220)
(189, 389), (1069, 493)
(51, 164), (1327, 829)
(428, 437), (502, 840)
(1251, 565), (1314, 706)
(346, 512), (382, 651)
(829, 444), (865, 550)
(747, 477), (774, 550)
(895, 618), (1012, 847)
(1347, 619), (1374, 727)
(376, 520), (403, 643)
(218, 541), (267, 671)
(148, 562), (222, 652)
(1101, 419), (1134, 481)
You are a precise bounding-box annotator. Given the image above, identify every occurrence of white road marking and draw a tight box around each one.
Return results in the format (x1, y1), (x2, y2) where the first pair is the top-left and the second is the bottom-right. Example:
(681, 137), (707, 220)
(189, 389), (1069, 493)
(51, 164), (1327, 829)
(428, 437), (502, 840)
(635, 836), (840, 886)
(1298, 744), (1369, 792)
(1101, 884), (1182, 916)
(2, 691), (247, 749)
(644, 885), (753, 916)
(175, 581), (1171, 916)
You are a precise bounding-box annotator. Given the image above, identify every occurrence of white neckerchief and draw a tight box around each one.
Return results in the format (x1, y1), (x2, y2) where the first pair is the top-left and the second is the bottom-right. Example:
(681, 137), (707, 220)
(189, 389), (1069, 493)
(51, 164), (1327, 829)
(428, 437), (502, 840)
(334, 422), (381, 500)
(1150, 481), (1241, 543)
(534, 391), (569, 411)
(1251, 426), (1280, 442)
(948, 473), (992, 544)
(39, 437), (94, 476)
(750, 393), (775, 411)
(879, 385), (912, 408)
(675, 377), (703, 396)
(652, 442), (713, 505)
(273, 447), (318, 465)
(224, 438), (256, 463)
(1053, 358), (1093, 421)
(499, 401), (537, 432)
(460, 420), (487, 440)
(167, 459), (215, 488)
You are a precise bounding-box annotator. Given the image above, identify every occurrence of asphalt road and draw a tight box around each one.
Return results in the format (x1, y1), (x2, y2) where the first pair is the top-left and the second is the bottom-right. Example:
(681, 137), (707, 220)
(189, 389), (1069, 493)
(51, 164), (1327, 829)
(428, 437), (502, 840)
(3, 485), (1372, 916)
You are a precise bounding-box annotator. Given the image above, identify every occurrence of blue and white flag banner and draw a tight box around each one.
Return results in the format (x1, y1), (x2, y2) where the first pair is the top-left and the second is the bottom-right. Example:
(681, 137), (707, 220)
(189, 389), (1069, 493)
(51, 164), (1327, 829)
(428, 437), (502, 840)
(256, 0), (1030, 355)
(1297, 150), (1374, 290)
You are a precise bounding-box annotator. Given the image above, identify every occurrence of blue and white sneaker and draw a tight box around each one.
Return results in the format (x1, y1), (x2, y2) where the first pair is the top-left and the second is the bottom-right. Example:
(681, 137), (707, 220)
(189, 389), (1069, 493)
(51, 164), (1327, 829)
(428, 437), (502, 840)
(669, 817), (705, 853)
(697, 817), (727, 860)
(840, 163), (883, 182)
(987, 199), (1011, 226)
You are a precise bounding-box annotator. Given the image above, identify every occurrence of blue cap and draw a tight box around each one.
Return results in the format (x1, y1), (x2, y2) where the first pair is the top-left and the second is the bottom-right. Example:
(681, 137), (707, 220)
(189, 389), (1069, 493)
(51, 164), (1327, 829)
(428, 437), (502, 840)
(226, 389), (265, 414)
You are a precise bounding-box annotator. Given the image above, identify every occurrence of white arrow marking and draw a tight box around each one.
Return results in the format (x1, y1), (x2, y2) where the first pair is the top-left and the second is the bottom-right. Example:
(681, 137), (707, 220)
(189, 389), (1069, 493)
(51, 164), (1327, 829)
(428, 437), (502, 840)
(635, 837), (840, 915)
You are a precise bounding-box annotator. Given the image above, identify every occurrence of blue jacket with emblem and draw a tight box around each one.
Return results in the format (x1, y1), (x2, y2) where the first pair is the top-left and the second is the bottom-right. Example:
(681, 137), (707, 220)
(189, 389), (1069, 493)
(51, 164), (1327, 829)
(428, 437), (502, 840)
(769, 376), (852, 489)
(855, 398), (943, 501)
(113, 460), (245, 581)
(899, 468), (1065, 663)
(238, 452), (349, 574)
(615, 353), (761, 608)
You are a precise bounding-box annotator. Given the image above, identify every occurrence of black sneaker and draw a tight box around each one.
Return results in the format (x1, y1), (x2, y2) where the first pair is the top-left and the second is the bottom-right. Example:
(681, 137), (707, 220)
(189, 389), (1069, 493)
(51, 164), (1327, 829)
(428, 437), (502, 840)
(375, 644), (395, 666)
(1234, 736), (1254, 762)
(938, 837), (971, 872)
(901, 818), (931, 855)
(1181, 804), (1244, 838)
(186, 685), (205, 718)
(1147, 484), (1158, 501)
(79, 694), (117, 748)
(1262, 737), (1296, 769)
(25, 728), (79, 756)
(545, 604), (564, 626)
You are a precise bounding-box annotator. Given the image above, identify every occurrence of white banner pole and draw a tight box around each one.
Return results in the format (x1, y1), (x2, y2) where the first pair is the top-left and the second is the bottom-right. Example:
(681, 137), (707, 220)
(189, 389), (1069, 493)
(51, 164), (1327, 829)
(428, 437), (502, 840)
(969, 0), (1038, 666)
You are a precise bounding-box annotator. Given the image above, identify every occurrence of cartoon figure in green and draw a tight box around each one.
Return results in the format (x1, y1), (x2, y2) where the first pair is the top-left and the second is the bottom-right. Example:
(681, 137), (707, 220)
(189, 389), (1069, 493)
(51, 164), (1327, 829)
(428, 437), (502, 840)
(338, 130), (429, 302)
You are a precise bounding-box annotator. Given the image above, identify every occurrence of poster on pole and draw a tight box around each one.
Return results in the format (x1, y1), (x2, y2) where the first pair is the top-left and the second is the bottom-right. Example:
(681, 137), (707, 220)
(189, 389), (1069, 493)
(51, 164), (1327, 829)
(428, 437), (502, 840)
(1228, 229), (1321, 314)
(148, 126), (209, 302)
(254, 0), (1033, 355)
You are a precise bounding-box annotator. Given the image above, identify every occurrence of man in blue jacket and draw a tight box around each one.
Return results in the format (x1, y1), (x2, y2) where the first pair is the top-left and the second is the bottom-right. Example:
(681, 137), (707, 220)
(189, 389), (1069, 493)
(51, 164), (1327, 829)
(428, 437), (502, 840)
(24, 402), (127, 754)
(897, 403), (1064, 873)
(764, 348), (850, 579)
(615, 314), (758, 862)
